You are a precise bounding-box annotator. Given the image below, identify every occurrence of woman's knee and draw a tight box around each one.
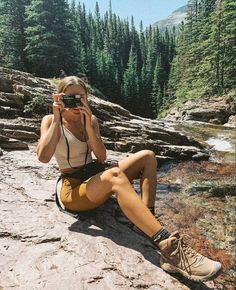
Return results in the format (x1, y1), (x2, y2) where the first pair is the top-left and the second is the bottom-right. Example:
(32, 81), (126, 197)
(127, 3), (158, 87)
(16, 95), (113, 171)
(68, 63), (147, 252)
(102, 167), (129, 190)
(139, 150), (157, 164)
(142, 149), (156, 158)
(102, 166), (122, 180)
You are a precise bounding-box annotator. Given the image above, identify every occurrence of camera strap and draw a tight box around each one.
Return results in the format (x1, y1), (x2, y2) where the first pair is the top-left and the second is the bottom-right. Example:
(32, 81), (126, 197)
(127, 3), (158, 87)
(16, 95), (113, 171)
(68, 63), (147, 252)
(53, 112), (90, 218)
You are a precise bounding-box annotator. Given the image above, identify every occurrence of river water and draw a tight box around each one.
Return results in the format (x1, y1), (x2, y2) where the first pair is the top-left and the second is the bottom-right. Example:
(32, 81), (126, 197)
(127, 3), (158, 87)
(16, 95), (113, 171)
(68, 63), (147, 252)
(168, 120), (236, 164)
(154, 120), (236, 289)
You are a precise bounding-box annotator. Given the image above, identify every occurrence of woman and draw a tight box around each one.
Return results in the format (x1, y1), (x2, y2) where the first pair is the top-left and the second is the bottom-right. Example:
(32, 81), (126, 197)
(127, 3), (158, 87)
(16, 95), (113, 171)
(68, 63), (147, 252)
(37, 76), (222, 282)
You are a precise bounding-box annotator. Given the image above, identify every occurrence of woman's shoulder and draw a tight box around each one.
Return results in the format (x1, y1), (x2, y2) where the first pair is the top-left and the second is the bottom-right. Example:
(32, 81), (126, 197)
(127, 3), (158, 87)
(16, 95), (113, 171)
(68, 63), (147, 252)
(91, 114), (98, 123)
(42, 114), (54, 122)
(41, 114), (54, 126)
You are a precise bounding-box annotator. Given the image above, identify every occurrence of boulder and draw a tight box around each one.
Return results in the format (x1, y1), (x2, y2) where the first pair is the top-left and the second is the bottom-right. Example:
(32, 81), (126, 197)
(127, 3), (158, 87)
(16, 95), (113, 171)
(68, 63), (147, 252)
(0, 134), (9, 142)
(186, 180), (236, 197)
(165, 96), (236, 125)
(0, 138), (28, 150)
(1, 128), (38, 141)
(0, 75), (14, 93)
(0, 106), (20, 118)
(224, 115), (236, 128)
(0, 92), (24, 108)
(14, 84), (53, 104)
(0, 66), (52, 89)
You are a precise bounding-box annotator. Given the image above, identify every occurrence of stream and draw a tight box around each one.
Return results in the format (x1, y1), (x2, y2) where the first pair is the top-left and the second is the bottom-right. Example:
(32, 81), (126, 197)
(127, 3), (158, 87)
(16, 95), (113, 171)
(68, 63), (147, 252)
(154, 120), (236, 289)
(168, 120), (236, 164)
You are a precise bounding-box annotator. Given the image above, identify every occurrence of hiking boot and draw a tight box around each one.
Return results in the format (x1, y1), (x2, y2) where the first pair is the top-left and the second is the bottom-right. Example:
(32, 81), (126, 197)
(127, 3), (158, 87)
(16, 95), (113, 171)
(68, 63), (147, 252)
(157, 231), (222, 282)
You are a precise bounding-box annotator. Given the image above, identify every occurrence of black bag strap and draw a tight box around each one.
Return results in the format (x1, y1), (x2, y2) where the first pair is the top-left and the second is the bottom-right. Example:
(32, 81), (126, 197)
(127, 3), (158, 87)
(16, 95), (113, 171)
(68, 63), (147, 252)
(55, 175), (96, 220)
(55, 175), (80, 218)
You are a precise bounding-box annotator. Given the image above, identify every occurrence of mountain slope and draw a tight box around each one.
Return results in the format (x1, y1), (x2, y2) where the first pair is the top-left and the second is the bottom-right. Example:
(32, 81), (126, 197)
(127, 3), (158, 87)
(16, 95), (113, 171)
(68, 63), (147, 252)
(153, 5), (188, 30)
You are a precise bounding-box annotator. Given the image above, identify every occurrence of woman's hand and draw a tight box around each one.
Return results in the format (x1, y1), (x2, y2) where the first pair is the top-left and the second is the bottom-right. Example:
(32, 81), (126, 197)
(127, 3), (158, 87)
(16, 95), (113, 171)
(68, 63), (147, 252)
(52, 93), (65, 121)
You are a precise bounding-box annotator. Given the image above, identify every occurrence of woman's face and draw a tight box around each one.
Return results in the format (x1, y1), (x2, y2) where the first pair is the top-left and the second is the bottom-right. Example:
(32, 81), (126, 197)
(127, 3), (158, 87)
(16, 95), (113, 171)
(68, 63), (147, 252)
(63, 84), (87, 115)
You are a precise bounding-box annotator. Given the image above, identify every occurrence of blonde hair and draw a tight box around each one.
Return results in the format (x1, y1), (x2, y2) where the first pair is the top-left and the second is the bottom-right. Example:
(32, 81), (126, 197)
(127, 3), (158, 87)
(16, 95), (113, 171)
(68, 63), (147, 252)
(57, 76), (88, 95)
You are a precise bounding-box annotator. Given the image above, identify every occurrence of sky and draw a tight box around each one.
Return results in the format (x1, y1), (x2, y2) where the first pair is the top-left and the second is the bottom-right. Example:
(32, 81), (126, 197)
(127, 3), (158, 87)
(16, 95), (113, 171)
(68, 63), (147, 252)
(79, 0), (189, 28)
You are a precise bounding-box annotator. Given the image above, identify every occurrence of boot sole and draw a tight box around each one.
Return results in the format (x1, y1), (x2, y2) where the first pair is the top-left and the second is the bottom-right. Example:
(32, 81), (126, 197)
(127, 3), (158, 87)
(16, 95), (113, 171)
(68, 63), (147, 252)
(160, 258), (222, 282)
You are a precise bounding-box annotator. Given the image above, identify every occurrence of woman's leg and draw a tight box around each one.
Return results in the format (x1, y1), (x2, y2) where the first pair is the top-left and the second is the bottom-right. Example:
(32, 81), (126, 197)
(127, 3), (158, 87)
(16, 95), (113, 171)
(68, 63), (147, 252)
(85, 165), (222, 281)
(85, 166), (162, 237)
(118, 150), (157, 208)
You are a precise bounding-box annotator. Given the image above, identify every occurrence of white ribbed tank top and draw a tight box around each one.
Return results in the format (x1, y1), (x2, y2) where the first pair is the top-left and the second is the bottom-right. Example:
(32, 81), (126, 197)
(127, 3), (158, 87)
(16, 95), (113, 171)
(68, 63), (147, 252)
(54, 126), (92, 170)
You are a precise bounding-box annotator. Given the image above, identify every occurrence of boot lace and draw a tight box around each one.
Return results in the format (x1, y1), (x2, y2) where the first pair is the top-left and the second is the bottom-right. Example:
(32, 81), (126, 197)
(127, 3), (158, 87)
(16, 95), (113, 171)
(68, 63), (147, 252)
(171, 234), (204, 274)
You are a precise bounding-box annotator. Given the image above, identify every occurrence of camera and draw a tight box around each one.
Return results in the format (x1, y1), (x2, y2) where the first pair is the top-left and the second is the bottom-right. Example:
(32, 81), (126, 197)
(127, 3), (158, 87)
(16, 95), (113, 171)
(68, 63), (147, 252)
(62, 95), (82, 108)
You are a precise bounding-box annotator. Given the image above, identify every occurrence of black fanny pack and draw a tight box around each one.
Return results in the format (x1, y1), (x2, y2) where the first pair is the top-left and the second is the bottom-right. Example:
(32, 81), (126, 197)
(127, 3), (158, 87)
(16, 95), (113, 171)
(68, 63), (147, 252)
(61, 160), (106, 182)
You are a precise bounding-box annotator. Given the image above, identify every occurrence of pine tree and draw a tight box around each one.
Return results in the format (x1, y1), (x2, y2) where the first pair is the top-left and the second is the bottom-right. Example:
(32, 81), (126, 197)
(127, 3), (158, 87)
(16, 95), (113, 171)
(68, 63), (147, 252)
(69, 0), (87, 74)
(214, 0), (236, 91)
(138, 26), (158, 117)
(87, 39), (98, 84)
(0, 0), (176, 118)
(151, 57), (165, 116)
(94, 1), (104, 49)
(122, 47), (139, 112)
(0, 0), (30, 70)
(25, 0), (79, 77)
(166, 0), (235, 113)
(95, 41), (119, 102)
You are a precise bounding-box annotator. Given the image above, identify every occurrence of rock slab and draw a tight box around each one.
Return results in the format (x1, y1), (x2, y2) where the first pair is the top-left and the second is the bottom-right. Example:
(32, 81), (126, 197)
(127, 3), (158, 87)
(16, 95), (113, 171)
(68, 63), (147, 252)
(0, 146), (190, 290)
(164, 96), (236, 126)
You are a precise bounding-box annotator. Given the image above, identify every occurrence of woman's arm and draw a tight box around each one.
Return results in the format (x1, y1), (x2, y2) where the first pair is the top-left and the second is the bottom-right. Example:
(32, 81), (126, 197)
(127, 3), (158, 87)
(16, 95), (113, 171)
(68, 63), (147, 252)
(37, 93), (65, 163)
(78, 97), (106, 163)
(86, 115), (107, 163)
(36, 115), (61, 163)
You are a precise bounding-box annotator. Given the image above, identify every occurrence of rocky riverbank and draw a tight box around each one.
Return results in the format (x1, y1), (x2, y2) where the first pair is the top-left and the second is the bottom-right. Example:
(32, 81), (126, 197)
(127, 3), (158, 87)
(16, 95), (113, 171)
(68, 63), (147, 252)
(164, 95), (236, 127)
(1, 67), (235, 289)
(155, 160), (236, 290)
(0, 67), (209, 163)
(1, 145), (235, 290)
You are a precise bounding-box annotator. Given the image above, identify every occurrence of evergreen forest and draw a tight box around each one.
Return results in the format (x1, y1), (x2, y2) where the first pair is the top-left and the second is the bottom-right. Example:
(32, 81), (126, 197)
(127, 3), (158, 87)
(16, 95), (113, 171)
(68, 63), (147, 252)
(0, 0), (235, 118)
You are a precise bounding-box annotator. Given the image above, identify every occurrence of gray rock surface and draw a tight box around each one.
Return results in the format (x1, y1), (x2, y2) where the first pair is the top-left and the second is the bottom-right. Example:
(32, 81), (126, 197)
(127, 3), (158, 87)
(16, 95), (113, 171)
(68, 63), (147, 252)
(153, 5), (188, 31)
(165, 96), (236, 125)
(224, 115), (236, 128)
(186, 180), (236, 197)
(0, 146), (191, 290)
(0, 67), (209, 163)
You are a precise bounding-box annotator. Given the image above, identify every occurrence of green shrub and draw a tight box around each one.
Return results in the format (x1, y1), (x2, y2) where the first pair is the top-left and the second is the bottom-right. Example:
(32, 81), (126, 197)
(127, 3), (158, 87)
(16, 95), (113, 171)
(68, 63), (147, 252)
(89, 85), (107, 100)
(226, 89), (236, 102)
(50, 77), (61, 86)
(24, 94), (48, 116)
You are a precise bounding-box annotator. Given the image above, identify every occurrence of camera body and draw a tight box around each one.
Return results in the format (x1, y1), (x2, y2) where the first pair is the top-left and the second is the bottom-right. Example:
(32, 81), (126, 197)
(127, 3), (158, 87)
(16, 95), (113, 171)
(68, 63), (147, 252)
(62, 95), (82, 108)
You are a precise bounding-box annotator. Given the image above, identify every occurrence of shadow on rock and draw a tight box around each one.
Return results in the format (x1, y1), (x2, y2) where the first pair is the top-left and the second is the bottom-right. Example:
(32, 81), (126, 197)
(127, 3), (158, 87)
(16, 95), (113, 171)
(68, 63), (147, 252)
(67, 198), (215, 290)
(68, 199), (160, 268)
(169, 273), (218, 290)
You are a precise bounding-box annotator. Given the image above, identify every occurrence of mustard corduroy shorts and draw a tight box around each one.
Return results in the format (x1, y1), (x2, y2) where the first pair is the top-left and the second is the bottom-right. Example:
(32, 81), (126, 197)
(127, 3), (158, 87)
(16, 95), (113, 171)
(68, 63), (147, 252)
(60, 177), (100, 212)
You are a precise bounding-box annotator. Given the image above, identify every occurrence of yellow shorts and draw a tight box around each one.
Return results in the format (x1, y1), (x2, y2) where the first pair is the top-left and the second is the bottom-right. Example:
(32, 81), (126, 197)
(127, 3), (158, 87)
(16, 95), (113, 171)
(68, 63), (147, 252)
(60, 177), (100, 212)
